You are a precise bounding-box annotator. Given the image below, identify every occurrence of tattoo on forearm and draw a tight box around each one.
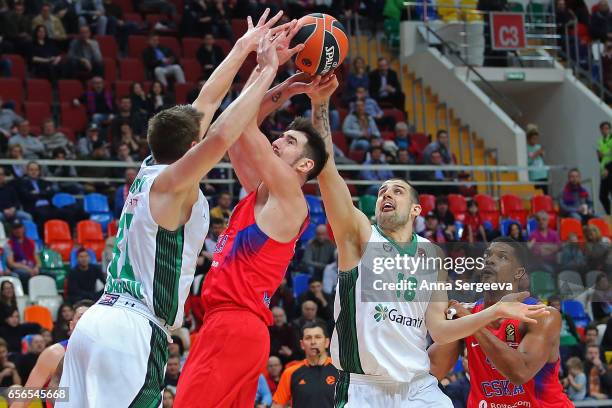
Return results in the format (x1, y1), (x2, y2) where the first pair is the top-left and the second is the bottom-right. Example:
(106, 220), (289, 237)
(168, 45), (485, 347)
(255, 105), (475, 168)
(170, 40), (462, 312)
(314, 103), (331, 142)
(271, 91), (281, 103)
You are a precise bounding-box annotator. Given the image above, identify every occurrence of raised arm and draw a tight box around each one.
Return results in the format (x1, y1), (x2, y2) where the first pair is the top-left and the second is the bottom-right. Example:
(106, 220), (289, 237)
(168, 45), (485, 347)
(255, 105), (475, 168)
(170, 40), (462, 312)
(192, 9), (284, 135)
(427, 340), (463, 381)
(309, 76), (371, 270)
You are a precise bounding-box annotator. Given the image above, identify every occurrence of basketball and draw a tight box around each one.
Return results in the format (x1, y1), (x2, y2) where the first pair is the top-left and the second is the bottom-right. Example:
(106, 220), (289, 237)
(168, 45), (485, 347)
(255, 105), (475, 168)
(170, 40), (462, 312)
(289, 13), (349, 76)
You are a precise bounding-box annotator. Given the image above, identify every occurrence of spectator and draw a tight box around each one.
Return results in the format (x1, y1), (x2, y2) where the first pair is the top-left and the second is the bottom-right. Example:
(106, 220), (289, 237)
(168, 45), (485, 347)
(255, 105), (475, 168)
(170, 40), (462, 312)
(393, 148), (414, 180)
(342, 99), (381, 151)
(422, 213), (447, 243)
(102, 0), (137, 53)
(462, 200), (486, 242)
(76, 123), (101, 157)
(147, 80), (174, 115)
(0, 281), (17, 321)
(0, 167), (31, 224)
(527, 211), (560, 270)
(345, 56), (369, 102)
(556, 0), (576, 50)
(360, 146), (394, 195)
(584, 344), (611, 399)
(0, 95), (23, 143)
(9, 120), (45, 160)
(585, 325), (601, 347)
(6, 220), (40, 289)
(269, 306), (300, 364)
(40, 119), (73, 158)
(164, 354), (181, 388)
(129, 82), (149, 117)
(255, 373), (273, 408)
(423, 130), (453, 164)
(507, 222), (524, 242)
(140, 0), (176, 18)
(291, 300), (327, 338)
(433, 195), (457, 241)
(0, 338), (20, 386)
(16, 334), (45, 384)
(603, 39), (612, 93)
(110, 96), (145, 150)
(526, 125), (548, 194)
(40, 327), (53, 346)
(322, 250), (337, 296)
(1, 2), (32, 57)
(272, 322), (338, 408)
(5, 145), (26, 178)
(583, 225), (610, 272)
(114, 168), (137, 218)
(549, 295), (583, 366)
(52, 303), (73, 342)
(560, 168), (594, 222)
(0, 307), (40, 353)
(298, 278), (333, 323)
(269, 278), (296, 321)
(66, 247), (105, 303)
(209, 192), (232, 224)
(66, 25), (102, 78)
(162, 388), (175, 408)
(265, 356), (282, 395)
(394, 121), (411, 150)
(15, 161), (56, 227)
(196, 33), (224, 79)
(76, 76), (115, 126)
(590, 0), (612, 42)
(115, 140), (136, 166)
(48, 147), (84, 195)
(559, 232), (587, 272)
(350, 86), (394, 130)
(564, 357), (588, 401)
(31, 3), (67, 42)
(591, 273), (612, 323)
(143, 33), (185, 88)
(598, 120), (612, 214)
(301, 225), (335, 279)
(75, 0), (108, 35)
(369, 57), (405, 111)
(30, 24), (64, 81)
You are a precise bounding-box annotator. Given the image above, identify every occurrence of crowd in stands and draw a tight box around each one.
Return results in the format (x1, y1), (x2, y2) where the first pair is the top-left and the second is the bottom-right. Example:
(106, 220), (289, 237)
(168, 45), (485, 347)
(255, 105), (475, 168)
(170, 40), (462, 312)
(0, 0), (609, 407)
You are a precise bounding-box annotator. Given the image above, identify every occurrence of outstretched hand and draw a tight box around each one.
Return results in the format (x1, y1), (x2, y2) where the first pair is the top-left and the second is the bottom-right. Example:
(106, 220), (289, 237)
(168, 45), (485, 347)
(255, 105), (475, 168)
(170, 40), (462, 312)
(239, 8), (284, 52)
(273, 19), (305, 65)
(493, 291), (550, 324)
(305, 74), (339, 102)
(256, 29), (281, 72)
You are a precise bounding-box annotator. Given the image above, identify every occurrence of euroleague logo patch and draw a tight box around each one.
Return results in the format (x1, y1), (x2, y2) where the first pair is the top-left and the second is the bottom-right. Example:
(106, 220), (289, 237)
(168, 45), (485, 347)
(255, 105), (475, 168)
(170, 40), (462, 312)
(326, 375), (336, 385)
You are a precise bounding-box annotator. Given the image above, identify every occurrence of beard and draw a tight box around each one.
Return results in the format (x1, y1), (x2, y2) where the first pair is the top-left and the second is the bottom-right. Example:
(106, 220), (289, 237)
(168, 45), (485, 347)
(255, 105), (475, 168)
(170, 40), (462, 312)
(376, 210), (410, 232)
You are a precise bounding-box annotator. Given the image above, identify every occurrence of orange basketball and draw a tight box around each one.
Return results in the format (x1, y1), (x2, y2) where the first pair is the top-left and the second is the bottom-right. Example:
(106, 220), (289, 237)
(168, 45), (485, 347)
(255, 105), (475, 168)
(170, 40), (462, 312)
(289, 13), (349, 76)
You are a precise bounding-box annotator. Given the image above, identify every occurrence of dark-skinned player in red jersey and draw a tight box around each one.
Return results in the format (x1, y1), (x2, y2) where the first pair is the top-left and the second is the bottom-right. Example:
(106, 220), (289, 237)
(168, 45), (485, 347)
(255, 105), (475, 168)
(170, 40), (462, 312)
(174, 17), (332, 408)
(428, 237), (573, 408)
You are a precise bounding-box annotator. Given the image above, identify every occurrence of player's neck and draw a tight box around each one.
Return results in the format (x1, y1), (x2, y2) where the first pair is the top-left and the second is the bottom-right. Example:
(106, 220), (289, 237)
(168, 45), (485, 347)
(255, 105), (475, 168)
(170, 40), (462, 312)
(377, 223), (414, 245)
(483, 290), (513, 308)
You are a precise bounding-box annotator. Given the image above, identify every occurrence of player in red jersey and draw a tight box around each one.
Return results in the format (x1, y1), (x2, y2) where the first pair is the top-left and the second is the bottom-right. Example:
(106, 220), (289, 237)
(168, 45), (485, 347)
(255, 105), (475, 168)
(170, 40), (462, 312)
(429, 237), (574, 408)
(174, 21), (331, 408)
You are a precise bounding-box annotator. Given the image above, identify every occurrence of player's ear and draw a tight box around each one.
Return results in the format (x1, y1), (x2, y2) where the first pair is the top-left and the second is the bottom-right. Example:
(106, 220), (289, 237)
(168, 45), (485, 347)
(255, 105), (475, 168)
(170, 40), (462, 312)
(297, 157), (314, 175)
(514, 267), (526, 283)
(411, 203), (422, 218)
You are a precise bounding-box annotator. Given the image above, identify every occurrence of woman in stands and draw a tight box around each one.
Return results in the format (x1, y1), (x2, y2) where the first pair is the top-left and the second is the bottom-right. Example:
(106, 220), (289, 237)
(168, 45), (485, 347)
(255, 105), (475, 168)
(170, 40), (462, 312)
(0, 281), (17, 320)
(345, 56), (369, 102)
(508, 222), (525, 242)
(146, 80), (175, 115)
(129, 82), (149, 117)
(52, 303), (74, 342)
(30, 25), (65, 81)
(583, 224), (610, 271)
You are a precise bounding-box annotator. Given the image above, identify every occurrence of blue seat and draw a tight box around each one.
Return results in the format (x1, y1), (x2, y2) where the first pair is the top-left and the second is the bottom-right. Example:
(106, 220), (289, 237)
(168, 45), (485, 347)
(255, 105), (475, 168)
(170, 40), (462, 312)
(293, 273), (310, 298)
(454, 221), (464, 240)
(23, 220), (42, 248)
(69, 247), (98, 268)
(527, 217), (537, 236)
(52, 193), (76, 208)
(500, 219), (520, 236)
(562, 299), (591, 327)
(299, 222), (317, 243)
(90, 214), (113, 234)
(305, 195), (324, 215)
(311, 213), (327, 226)
(84, 193), (110, 214)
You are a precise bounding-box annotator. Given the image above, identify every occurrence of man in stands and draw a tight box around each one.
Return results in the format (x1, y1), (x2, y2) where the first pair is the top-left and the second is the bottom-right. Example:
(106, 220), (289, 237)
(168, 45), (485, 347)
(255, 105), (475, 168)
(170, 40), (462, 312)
(369, 57), (405, 111)
(291, 301), (327, 339)
(76, 76), (115, 126)
(559, 168), (594, 222)
(109, 97), (145, 151)
(66, 247), (106, 304)
(8, 120), (45, 160)
(360, 146), (394, 195)
(298, 278), (333, 323)
(266, 356), (283, 394)
(424, 129), (453, 164)
(32, 3), (67, 42)
(209, 191), (232, 223)
(270, 307), (299, 364)
(67, 25), (102, 77)
(350, 86), (394, 130)
(163, 354), (181, 389)
(40, 119), (73, 158)
(143, 33), (186, 88)
(0, 168), (31, 224)
(301, 225), (336, 280)
(597, 120), (612, 214)
(584, 343), (611, 399)
(0, 96), (22, 144)
(6, 220), (40, 289)
(16, 334), (45, 383)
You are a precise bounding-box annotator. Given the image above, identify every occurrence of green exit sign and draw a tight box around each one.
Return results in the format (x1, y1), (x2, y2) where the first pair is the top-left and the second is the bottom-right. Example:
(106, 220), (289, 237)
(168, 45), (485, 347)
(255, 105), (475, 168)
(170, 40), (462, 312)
(506, 72), (526, 81)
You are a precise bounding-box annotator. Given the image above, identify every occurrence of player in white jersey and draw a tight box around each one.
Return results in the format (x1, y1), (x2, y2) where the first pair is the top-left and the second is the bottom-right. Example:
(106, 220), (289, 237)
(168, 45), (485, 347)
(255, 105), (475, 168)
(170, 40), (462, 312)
(57, 10), (290, 407)
(307, 76), (548, 407)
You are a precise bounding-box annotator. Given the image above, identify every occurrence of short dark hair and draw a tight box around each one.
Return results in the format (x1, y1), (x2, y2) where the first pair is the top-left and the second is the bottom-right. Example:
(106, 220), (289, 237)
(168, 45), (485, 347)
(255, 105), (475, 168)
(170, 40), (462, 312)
(436, 129), (447, 138)
(491, 237), (528, 268)
(73, 299), (94, 309)
(308, 277), (322, 285)
(301, 321), (328, 339)
(76, 247), (89, 256)
(600, 121), (611, 130)
(168, 353), (180, 361)
(384, 178), (419, 204)
(210, 217), (224, 226)
(147, 105), (203, 164)
(586, 323), (599, 334)
(467, 199), (478, 208)
(568, 168), (580, 175)
(287, 117), (328, 181)
(170, 335), (184, 355)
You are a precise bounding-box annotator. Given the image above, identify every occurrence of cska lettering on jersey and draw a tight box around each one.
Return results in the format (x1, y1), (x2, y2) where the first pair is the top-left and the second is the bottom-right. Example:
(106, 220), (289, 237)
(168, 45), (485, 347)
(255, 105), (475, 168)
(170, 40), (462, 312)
(481, 380), (525, 398)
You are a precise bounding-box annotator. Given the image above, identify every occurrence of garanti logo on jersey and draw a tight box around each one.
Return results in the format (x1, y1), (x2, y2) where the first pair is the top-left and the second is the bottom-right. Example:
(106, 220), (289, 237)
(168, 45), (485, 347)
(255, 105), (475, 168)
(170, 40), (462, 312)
(372, 304), (423, 328)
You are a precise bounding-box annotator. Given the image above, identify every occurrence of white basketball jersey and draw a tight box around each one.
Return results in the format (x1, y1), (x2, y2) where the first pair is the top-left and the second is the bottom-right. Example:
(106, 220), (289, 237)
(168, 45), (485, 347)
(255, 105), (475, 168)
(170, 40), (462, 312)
(331, 225), (437, 383)
(105, 157), (209, 330)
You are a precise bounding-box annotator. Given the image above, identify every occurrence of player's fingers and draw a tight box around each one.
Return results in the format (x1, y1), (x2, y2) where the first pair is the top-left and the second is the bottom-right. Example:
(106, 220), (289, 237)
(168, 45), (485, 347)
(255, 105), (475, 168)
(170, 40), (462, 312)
(288, 18), (305, 39)
(515, 291), (531, 302)
(287, 44), (304, 57)
(527, 303), (547, 310)
(247, 16), (253, 30)
(520, 316), (538, 324)
(264, 10), (283, 28)
(257, 8), (270, 26)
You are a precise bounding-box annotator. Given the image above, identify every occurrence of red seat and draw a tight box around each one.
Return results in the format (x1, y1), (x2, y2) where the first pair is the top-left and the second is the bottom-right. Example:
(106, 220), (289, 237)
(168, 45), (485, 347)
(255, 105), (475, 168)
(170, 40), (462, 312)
(182, 37), (204, 58)
(107, 219), (118, 237)
(124, 12), (142, 23)
(159, 36), (181, 58)
(474, 193), (499, 229)
(448, 193), (467, 222)
(0, 78), (23, 107)
(419, 194), (436, 215)
(500, 194), (529, 226)
(96, 35), (118, 58)
(58, 80), (84, 103)
(24, 102), (51, 127)
(337, 107), (348, 124)
(60, 103), (88, 133)
(382, 108), (406, 124)
(114, 80), (132, 98)
(145, 14), (165, 27)
(560, 218), (584, 242)
(348, 150), (365, 163)
(174, 82), (194, 104)
(237, 55), (257, 83)
(381, 131), (394, 141)
(302, 184), (318, 195)
(332, 131), (348, 155)
(409, 133), (429, 151)
(128, 35), (149, 59)
(119, 58), (145, 82)
(231, 19), (248, 38)
(26, 79), (52, 103)
(113, 0), (133, 12)
(588, 218), (611, 239)
(103, 58), (117, 82)
(76, 220), (105, 260)
(530, 194), (557, 229)
(44, 220), (73, 261)
(57, 127), (75, 142)
(5, 54), (26, 79)
(180, 58), (201, 82)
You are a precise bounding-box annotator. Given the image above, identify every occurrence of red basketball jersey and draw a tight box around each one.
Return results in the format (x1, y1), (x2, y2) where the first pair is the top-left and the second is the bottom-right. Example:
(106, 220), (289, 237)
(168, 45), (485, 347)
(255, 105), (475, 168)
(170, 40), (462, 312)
(465, 298), (573, 408)
(201, 191), (308, 325)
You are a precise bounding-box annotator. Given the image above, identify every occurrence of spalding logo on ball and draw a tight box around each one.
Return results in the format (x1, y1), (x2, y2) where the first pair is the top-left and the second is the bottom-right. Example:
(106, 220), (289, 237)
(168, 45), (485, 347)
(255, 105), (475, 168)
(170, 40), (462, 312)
(289, 13), (349, 76)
